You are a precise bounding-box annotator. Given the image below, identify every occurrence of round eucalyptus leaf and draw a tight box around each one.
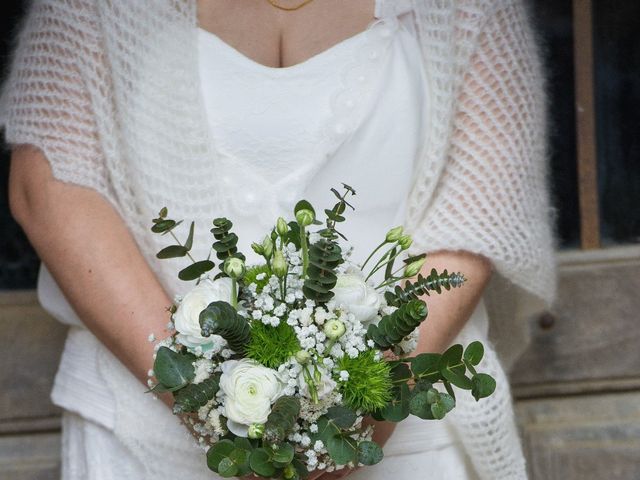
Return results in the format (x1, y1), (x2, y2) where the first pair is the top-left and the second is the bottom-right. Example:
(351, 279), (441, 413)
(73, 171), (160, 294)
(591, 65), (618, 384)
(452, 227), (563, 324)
(357, 441), (384, 466)
(327, 435), (358, 465)
(217, 457), (238, 478)
(472, 373), (497, 401)
(250, 448), (276, 477)
(206, 439), (235, 472)
(463, 341), (485, 366)
(326, 406), (357, 429)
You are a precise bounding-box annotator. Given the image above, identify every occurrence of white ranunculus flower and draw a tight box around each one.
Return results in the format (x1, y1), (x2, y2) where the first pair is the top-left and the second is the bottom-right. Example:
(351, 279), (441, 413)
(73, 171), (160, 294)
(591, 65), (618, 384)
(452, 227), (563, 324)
(173, 278), (234, 348)
(220, 359), (285, 437)
(331, 269), (381, 325)
(297, 366), (337, 401)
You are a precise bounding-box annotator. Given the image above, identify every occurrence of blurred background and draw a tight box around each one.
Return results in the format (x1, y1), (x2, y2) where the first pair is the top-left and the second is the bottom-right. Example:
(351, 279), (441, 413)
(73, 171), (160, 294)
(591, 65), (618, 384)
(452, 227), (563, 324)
(1, 0), (639, 478)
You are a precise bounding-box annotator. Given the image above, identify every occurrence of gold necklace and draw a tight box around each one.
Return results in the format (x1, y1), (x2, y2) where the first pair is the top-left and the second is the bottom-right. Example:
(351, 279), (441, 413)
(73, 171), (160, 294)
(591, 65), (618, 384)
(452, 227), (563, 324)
(267, 0), (316, 11)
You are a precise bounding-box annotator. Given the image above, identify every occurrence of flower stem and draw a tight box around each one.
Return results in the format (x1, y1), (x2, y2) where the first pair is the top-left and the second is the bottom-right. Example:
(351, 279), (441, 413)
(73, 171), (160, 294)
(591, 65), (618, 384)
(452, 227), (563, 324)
(231, 278), (238, 309)
(300, 225), (309, 278)
(169, 231), (197, 264)
(365, 245), (402, 282)
(360, 241), (387, 271)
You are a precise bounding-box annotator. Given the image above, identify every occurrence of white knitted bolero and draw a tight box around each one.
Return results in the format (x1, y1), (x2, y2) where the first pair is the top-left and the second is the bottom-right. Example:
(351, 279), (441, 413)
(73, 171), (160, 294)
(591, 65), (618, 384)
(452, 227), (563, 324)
(0, 0), (556, 478)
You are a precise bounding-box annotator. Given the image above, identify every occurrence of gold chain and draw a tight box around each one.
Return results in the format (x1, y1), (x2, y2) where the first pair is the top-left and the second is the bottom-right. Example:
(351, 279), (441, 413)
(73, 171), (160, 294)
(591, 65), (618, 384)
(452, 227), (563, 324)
(267, 0), (316, 11)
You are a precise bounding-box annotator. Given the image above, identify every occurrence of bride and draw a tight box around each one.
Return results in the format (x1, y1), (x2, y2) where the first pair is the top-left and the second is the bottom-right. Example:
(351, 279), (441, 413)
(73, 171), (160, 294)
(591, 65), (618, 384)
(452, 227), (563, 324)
(1, 0), (555, 479)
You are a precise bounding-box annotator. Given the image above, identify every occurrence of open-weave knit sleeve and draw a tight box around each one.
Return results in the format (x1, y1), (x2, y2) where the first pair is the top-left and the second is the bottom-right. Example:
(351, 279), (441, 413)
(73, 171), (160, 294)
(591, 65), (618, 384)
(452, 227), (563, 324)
(407, 0), (556, 307)
(0, 0), (115, 206)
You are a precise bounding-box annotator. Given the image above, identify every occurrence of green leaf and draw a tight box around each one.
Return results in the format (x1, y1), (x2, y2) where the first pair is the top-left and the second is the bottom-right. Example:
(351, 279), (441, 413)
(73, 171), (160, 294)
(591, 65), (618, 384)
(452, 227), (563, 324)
(326, 406), (357, 429)
(409, 391), (434, 420)
(357, 441), (384, 466)
(311, 416), (340, 445)
(178, 260), (215, 281)
(173, 376), (220, 413)
(184, 221), (195, 251)
(153, 346), (195, 389)
(472, 373), (497, 401)
(294, 199), (316, 218)
(411, 353), (442, 382)
(156, 245), (189, 259)
(218, 457), (238, 478)
(327, 434), (358, 465)
(272, 443), (295, 464)
(381, 383), (410, 422)
(439, 393), (455, 413)
(151, 219), (176, 233)
(463, 341), (484, 366)
(199, 301), (251, 354)
(249, 448), (276, 477)
(390, 363), (411, 382)
(263, 396), (301, 445)
(440, 344), (472, 389)
(431, 402), (447, 420)
(207, 439), (235, 473)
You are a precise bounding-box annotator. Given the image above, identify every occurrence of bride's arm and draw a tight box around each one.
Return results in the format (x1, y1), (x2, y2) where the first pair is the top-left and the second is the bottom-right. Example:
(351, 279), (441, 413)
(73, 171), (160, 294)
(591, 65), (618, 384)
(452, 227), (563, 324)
(9, 144), (173, 393)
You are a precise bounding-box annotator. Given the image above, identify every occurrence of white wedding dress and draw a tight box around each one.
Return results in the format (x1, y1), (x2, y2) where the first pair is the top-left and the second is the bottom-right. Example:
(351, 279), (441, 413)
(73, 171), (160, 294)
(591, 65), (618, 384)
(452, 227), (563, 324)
(49, 11), (490, 480)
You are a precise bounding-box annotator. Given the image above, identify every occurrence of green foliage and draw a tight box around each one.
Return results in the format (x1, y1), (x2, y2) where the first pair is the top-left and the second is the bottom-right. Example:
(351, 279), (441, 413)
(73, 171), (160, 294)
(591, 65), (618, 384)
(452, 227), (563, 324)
(243, 264), (272, 293)
(384, 268), (466, 307)
(366, 299), (428, 349)
(471, 373), (496, 401)
(326, 434), (358, 465)
(173, 376), (220, 413)
(336, 350), (393, 412)
(246, 321), (300, 369)
(302, 185), (356, 302)
(152, 346), (195, 390)
(178, 260), (215, 281)
(199, 301), (251, 354)
(210, 217), (245, 275)
(263, 396), (301, 445)
(207, 438), (252, 477)
(357, 441), (384, 466)
(325, 406), (357, 429)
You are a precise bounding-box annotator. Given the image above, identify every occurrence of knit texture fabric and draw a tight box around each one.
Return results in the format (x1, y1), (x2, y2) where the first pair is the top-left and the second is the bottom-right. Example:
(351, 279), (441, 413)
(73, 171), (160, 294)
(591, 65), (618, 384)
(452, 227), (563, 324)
(0, 1), (555, 479)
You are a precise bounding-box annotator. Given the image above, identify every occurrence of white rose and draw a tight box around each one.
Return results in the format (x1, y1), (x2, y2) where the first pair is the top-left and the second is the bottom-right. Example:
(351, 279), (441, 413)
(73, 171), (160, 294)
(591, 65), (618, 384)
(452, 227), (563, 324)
(297, 366), (337, 400)
(331, 270), (381, 325)
(173, 278), (234, 348)
(220, 359), (285, 437)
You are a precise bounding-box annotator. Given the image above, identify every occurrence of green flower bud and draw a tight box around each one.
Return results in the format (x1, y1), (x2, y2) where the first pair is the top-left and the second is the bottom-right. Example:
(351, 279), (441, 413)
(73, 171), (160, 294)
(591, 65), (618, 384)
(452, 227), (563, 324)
(276, 217), (289, 236)
(251, 242), (264, 256)
(247, 423), (265, 439)
(294, 349), (311, 364)
(404, 258), (426, 278)
(295, 208), (314, 227)
(398, 235), (413, 250)
(385, 226), (404, 243)
(223, 257), (245, 279)
(323, 319), (346, 340)
(262, 235), (274, 259)
(272, 250), (288, 278)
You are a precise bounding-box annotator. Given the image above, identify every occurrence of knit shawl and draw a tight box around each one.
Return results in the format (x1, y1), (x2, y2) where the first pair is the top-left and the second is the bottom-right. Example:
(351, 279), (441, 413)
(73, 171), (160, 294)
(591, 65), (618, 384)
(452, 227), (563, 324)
(0, 1), (555, 478)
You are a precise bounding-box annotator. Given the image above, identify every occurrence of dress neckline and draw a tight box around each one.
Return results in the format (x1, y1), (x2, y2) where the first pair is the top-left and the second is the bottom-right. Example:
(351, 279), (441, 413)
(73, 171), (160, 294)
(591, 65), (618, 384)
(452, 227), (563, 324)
(197, 17), (384, 74)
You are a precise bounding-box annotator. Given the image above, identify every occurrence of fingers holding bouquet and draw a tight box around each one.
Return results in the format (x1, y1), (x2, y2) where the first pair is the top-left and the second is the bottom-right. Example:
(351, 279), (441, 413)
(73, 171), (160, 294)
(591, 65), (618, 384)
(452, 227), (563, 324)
(145, 184), (497, 479)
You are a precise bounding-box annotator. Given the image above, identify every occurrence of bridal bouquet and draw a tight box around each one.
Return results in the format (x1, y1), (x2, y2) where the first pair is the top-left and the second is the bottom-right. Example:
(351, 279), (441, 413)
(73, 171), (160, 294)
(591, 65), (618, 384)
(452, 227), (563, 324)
(147, 184), (496, 479)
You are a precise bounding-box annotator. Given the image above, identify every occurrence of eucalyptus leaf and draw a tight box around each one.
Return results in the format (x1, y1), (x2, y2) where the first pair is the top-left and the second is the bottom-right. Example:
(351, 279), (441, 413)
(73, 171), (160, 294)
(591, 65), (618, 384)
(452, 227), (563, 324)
(249, 448), (276, 477)
(217, 457), (238, 478)
(184, 221), (195, 251)
(463, 341), (484, 366)
(153, 346), (195, 389)
(156, 245), (189, 259)
(272, 443), (295, 464)
(178, 260), (215, 281)
(381, 383), (410, 422)
(327, 434), (358, 465)
(472, 373), (497, 401)
(411, 353), (441, 382)
(357, 441), (384, 466)
(206, 439), (235, 473)
(311, 416), (340, 445)
(326, 406), (357, 429)
(151, 219), (176, 233)
(409, 391), (434, 420)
